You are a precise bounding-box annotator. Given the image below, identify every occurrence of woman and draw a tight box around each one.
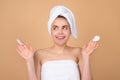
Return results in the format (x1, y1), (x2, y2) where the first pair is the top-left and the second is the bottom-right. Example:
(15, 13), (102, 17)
(16, 5), (99, 80)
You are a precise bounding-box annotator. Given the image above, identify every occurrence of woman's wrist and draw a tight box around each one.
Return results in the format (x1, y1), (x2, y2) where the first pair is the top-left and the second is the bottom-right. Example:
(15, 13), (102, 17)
(26, 58), (34, 65)
(81, 53), (90, 63)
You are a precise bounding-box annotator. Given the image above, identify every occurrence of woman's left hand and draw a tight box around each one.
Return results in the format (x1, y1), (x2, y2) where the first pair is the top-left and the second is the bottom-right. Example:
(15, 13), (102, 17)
(81, 39), (99, 58)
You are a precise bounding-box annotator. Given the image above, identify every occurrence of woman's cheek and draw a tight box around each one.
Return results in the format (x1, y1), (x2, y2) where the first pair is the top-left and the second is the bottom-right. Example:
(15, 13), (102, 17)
(65, 30), (70, 35)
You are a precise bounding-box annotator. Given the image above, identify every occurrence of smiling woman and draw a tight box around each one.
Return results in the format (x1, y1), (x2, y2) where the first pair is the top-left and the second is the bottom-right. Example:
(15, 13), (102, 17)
(16, 5), (99, 80)
(51, 16), (71, 46)
(48, 6), (77, 38)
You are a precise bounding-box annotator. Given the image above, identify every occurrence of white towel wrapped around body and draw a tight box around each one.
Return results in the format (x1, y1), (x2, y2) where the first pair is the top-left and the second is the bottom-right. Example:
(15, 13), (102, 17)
(41, 60), (80, 80)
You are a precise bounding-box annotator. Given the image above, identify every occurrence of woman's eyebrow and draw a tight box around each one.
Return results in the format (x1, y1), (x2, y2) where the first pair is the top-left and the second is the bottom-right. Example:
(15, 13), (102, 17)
(62, 25), (67, 26)
(52, 24), (69, 28)
(52, 25), (58, 28)
(62, 25), (69, 28)
(52, 24), (56, 27)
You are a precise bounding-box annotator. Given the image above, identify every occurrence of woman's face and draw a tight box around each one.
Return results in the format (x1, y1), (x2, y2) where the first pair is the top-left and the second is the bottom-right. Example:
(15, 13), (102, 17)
(51, 17), (71, 46)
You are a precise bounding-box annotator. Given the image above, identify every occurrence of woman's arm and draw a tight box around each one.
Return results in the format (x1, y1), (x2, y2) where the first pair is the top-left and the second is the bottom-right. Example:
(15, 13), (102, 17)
(78, 40), (99, 80)
(16, 41), (38, 80)
(34, 50), (41, 80)
(78, 54), (93, 80)
(26, 58), (37, 80)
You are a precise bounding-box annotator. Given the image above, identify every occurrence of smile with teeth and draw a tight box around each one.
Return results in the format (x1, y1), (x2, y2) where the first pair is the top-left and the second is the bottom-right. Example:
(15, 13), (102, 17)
(56, 36), (65, 40)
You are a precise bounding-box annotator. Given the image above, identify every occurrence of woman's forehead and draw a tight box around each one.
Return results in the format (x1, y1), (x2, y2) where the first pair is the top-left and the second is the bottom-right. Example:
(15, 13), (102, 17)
(52, 17), (70, 26)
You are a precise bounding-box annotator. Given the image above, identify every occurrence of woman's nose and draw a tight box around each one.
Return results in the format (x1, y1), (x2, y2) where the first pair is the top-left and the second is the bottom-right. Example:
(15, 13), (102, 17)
(58, 29), (63, 34)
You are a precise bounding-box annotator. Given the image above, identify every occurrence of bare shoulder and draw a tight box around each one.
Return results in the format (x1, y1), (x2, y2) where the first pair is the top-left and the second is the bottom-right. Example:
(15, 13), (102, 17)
(68, 46), (82, 54)
(68, 46), (82, 59)
(34, 48), (50, 60)
(67, 46), (82, 62)
(34, 48), (49, 56)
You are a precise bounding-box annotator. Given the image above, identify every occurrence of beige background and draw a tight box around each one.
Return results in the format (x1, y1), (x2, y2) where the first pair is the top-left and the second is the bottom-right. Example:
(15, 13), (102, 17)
(0, 0), (120, 80)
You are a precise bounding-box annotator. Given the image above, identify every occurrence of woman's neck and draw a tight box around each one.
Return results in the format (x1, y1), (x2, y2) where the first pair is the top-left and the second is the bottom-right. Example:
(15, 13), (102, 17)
(52, 44), (68, 54)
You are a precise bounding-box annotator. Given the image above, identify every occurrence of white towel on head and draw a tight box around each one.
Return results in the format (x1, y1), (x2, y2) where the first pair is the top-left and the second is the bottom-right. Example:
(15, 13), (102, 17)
(48, 5), (77, 38)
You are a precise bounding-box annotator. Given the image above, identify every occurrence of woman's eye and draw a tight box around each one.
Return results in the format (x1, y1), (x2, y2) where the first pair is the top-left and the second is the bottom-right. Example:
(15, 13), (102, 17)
(63, 26), (68, 30)
(53, 27), (56, 30)
(53, 26), (58, 30)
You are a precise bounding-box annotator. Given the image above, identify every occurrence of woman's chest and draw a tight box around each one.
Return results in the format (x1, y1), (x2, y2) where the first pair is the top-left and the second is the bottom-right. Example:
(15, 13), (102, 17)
(40, 52), (78, 65)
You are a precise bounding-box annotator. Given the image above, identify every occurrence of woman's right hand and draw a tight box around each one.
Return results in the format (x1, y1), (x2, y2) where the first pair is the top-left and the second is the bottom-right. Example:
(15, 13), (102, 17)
(16, 39), (34, 62)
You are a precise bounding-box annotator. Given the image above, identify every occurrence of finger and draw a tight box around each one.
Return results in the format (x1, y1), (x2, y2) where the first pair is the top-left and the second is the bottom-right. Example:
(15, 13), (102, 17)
(90, 40), (97, 48)
(17, 44), (25, 52)
(16, 48), (25, 58)
(16, 48), (22, 54)
(16, 39), (27, 48)
(94, 43), (99, 49)
(86, 40), (93, 51)
(29, 46), (34, 52)
(83, 43), (88, 50)
(86, 41), (96, 53)
(18, 42), (28, 49)
(92, 41), (98, 48)
(17, 41), (26, 47)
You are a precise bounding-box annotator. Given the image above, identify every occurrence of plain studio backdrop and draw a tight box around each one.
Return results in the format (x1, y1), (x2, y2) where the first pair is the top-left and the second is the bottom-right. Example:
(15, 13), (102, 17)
(0, 0), (120, 80)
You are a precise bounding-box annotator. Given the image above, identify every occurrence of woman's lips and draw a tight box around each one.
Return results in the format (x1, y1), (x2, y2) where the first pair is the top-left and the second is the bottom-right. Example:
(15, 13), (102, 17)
(56, 36), (65, 40)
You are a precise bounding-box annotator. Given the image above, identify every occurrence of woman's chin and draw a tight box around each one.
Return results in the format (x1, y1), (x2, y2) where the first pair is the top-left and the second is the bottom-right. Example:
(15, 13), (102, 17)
(52, 36), (69, 46)
(55, 40), (67, 46)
